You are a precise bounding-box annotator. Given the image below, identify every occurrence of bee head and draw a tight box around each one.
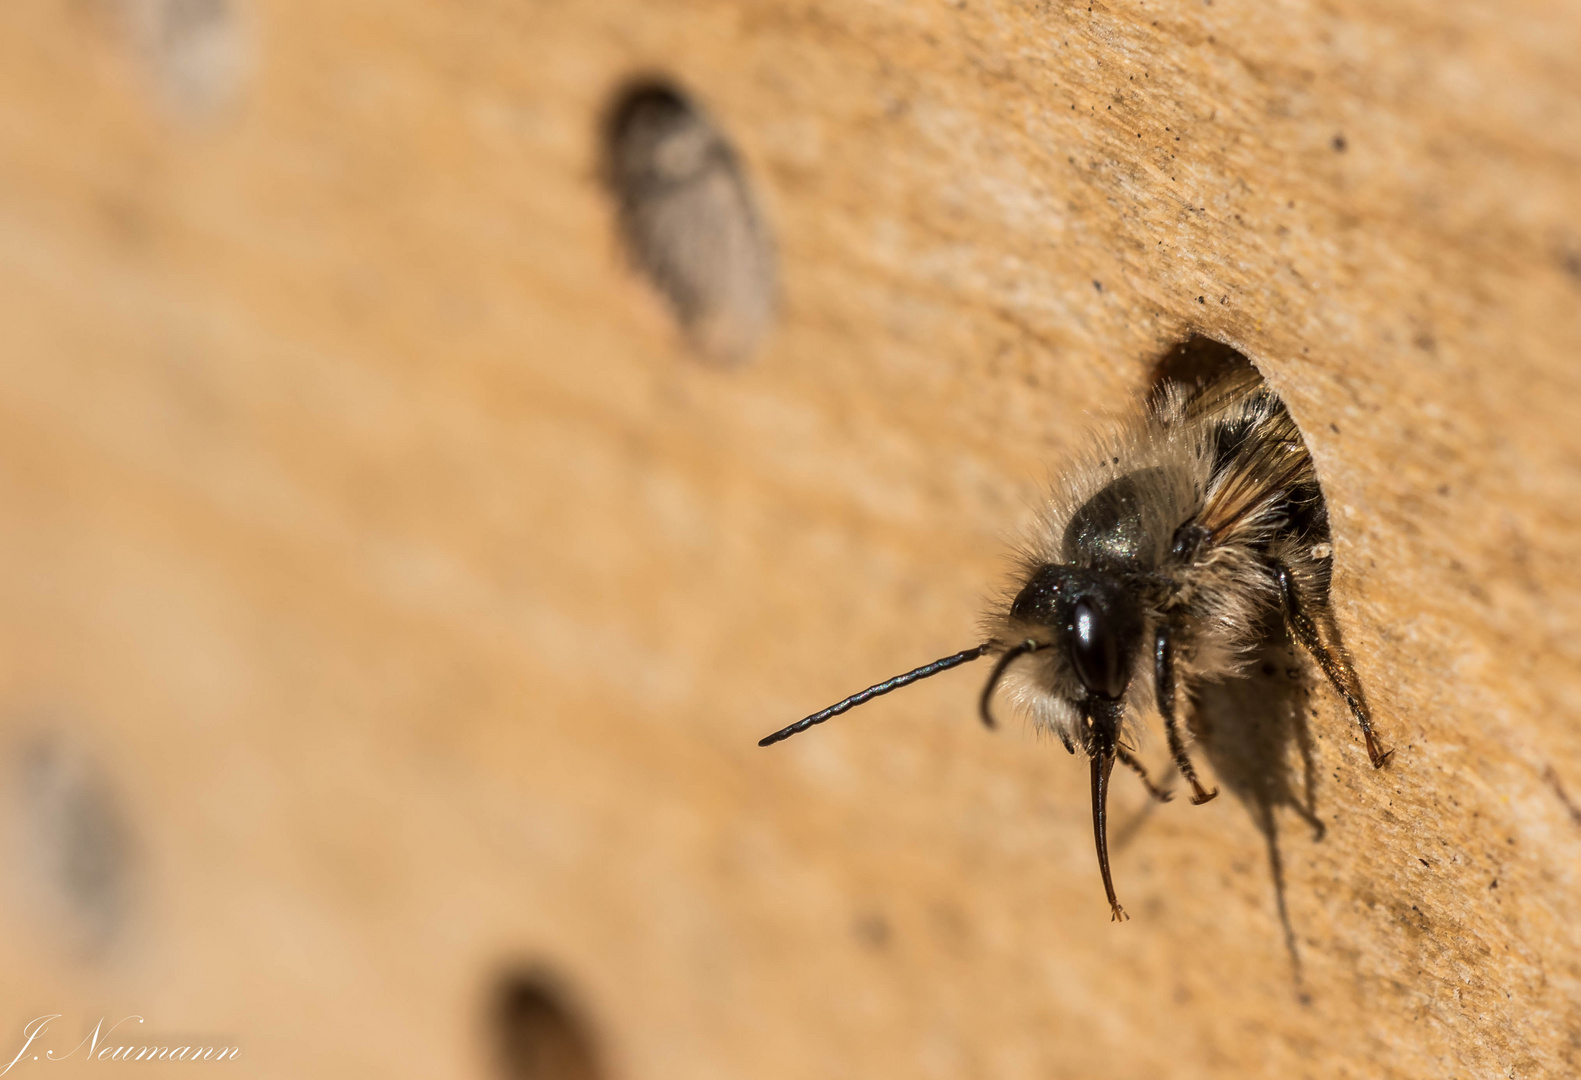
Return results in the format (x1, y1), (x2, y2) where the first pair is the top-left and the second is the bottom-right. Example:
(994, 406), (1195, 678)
(1009, 564), (1145, 704)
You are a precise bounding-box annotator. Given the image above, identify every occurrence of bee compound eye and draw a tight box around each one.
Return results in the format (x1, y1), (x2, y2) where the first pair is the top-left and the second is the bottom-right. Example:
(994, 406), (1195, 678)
(1071, 596), (1126, 700)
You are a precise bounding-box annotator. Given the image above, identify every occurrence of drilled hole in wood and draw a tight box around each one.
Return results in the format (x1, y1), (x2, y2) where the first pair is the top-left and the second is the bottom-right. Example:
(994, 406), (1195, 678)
(17, 737), (132, 955)
(121, 0), (250, 119)
(493, 973), (603, 1080)
(602, 80), (776, 366)
(1150, 332), (1259, 391)
(1148, 334), (1335, 573)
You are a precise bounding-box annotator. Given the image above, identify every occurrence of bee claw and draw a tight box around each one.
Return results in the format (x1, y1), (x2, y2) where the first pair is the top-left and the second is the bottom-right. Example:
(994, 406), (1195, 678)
(1365, 733), (1394, 768)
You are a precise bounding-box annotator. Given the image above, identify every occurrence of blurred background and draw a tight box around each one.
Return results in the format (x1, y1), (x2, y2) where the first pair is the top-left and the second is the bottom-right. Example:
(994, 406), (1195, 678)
(2, 1), (1580, 1078)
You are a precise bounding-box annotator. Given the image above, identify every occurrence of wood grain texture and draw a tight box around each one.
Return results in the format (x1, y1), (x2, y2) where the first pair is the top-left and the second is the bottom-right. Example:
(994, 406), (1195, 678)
(0, 1), (1577, 1077)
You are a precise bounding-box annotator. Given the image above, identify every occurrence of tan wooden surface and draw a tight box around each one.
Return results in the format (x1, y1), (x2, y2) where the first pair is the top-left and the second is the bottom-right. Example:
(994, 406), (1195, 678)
(0, 1), (1578, 1077)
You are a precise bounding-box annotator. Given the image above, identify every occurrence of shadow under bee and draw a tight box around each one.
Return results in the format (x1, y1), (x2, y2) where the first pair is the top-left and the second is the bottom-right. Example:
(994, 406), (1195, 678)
(1192, 614), (1325, 987)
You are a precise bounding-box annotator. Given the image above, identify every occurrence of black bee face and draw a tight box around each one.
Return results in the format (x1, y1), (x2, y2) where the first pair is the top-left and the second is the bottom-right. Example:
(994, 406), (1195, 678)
(1009, 565), (1145, 704)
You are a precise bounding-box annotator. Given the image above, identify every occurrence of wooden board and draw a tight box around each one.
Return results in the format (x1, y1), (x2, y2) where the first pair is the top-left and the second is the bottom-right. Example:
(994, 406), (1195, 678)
(0, 1), (1578, 1076)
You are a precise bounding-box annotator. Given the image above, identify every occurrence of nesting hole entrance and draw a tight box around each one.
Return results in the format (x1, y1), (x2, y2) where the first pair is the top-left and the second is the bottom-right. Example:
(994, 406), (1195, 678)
(121, 0), (251, 119)
(1150, 332), (1258, 391)
(16, 736), (132, 957)
(492, 972), (604, 1080)
(602, 80), (776, 365)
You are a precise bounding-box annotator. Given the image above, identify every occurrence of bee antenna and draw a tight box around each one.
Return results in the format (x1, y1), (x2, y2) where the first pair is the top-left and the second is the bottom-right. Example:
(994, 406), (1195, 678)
(978, 639), (1048, 730)
(758, 645), (990, 748)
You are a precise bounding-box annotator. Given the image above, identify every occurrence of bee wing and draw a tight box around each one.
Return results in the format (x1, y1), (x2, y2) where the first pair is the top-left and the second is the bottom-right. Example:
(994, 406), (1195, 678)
(1183, 368), (1317, 544)
(1198, 405), (1313, 543)
(1178, 363), (1266, 424)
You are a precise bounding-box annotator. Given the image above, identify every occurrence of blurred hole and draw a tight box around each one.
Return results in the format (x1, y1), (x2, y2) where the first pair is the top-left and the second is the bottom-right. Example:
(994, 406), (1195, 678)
(121, 0), (250, 119)
(17, 737), (131, 955)
(602, 79), (777, 366)
(493, 973), (604, 1080)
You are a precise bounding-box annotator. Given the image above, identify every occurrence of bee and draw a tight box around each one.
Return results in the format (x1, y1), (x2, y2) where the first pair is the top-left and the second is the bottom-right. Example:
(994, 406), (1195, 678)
(759, 363), (1391, 921)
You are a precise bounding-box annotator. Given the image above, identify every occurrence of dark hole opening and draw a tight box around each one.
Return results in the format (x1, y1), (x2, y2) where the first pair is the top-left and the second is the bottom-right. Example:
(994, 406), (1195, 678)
(19, 736), (131, 955)
(1149, 332), (1259, 392)
(601, 78), (776, 365)
(135, 0), (249, 119)
(492, 972), (604, 1080)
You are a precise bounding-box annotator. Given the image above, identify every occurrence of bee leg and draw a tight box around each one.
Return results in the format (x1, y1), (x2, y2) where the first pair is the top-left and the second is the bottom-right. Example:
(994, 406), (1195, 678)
(1116, 746), (1172, 802)
(1276, 564), (1393, 768)
(1089, 749), (1128, 923)
(1154, 622), (1219, 804)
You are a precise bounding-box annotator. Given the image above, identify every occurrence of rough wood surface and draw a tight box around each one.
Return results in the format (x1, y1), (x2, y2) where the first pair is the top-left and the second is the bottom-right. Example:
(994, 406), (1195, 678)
(0, 1), (1578, 1077)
